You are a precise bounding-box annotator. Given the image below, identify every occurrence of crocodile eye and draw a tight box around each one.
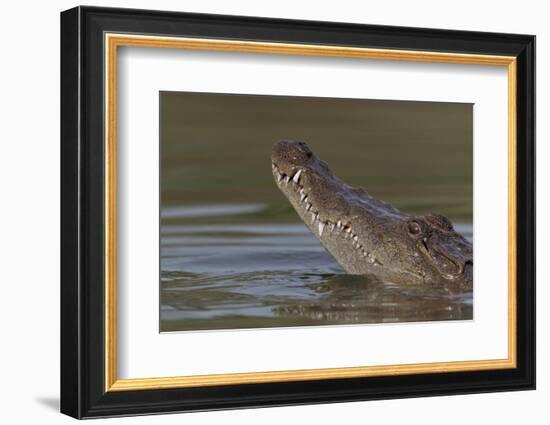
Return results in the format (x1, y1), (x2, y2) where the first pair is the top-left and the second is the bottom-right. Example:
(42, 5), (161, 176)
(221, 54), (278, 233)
(408, 221), (421, 236)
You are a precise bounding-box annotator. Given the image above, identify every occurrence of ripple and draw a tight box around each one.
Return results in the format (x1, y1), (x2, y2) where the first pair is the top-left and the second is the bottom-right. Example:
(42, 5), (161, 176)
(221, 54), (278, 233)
(160, 220), (473, 332)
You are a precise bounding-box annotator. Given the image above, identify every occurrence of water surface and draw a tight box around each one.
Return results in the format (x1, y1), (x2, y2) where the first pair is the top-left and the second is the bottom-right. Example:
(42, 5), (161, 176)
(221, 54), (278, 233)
(161, 205), (473, 332)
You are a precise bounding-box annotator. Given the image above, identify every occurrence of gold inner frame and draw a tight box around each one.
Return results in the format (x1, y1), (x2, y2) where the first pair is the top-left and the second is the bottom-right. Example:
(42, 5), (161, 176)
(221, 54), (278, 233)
(104, 33), (517, 392)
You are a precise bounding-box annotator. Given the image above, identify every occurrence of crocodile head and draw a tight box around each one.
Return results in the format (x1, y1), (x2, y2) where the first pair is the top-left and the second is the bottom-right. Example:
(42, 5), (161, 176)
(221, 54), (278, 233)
(271, 140), (473, 292)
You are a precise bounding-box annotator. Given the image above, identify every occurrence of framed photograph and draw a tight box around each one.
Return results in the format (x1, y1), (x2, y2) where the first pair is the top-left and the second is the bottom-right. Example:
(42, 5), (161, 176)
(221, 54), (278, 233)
(60, 6), (535, 419)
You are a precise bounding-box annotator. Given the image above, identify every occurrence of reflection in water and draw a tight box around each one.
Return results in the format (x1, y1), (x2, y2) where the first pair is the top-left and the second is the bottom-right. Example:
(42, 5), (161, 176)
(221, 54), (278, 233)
(161, 203), (264, 219)
(160, 207), (473, 332)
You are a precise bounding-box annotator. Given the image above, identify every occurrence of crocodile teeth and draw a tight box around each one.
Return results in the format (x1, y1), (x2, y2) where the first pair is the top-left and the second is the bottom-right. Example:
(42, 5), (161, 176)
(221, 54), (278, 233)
(310, 212), (316, 222)
(353, 236), (358, 242)
(329, 223), (335, 232)
(292, 169), (302, 183)
(337, 221), (342, 229)
(345, 227), (351, 233)
(283, 175), (290, 184)
(318, 222), (325, 236)
(305, 203), (312, 211)
(277, 173), (284, 182)
(300, 193), (307, 202)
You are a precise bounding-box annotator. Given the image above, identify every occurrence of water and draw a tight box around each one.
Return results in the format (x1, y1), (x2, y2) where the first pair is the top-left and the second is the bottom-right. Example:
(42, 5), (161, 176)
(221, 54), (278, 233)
(160, 204), (473, 332)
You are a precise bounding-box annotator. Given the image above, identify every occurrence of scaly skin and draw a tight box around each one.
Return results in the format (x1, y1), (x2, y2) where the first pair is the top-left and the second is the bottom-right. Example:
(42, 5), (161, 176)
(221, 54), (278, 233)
(271, 140), (473, 292)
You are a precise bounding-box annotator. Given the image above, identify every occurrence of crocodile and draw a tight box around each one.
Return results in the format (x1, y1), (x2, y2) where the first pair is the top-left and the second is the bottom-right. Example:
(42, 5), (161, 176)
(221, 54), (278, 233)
(271, 140), (473, 292)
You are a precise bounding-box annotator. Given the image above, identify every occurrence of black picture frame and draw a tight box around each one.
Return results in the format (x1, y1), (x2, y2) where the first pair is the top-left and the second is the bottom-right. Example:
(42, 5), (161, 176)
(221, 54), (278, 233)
(60, 5), (535, 419)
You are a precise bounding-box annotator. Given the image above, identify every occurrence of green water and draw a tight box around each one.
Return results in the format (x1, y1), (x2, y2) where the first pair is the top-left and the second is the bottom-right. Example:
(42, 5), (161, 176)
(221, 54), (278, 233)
(160, 92), (473, 332)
